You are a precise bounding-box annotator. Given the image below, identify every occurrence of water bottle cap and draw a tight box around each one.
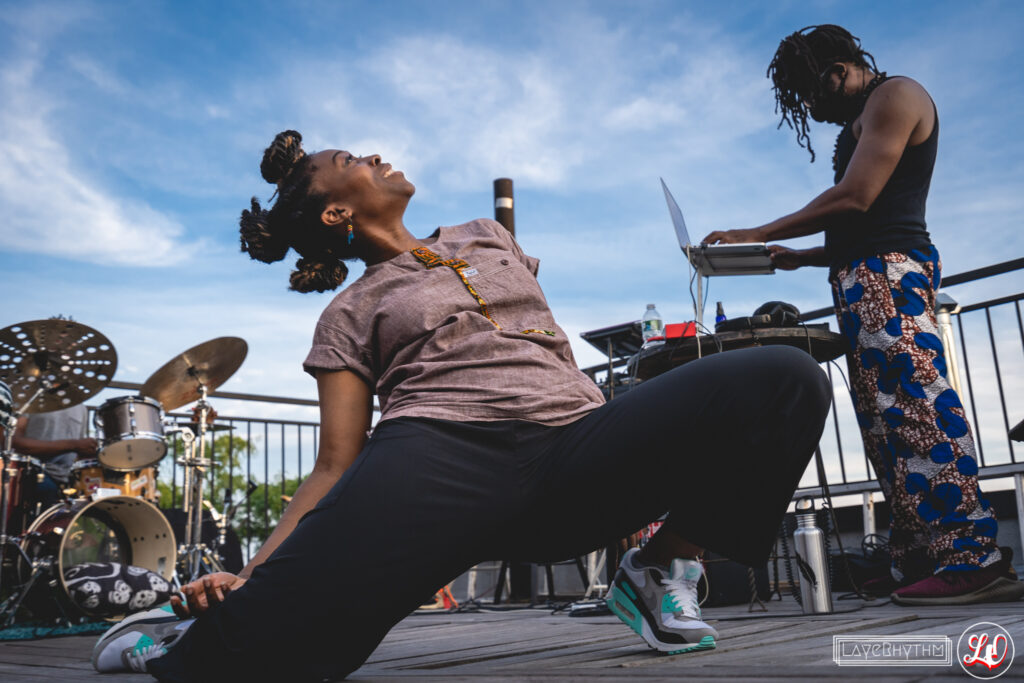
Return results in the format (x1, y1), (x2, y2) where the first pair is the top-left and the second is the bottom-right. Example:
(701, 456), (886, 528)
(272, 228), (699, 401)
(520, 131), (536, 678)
(795, 496), (815, 513)
(646, 304), (656, 309)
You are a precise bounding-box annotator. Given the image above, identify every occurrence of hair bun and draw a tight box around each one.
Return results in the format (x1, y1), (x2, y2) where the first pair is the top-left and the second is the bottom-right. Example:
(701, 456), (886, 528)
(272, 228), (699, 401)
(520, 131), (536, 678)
(240, 197), (290, 263)
(260, 130), (306, 185)
(289, 257), (348, 293)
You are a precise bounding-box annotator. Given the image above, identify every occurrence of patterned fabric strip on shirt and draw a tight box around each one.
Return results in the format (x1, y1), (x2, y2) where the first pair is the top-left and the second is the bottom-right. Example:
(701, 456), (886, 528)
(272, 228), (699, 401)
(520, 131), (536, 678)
(411, 246), (501, 329)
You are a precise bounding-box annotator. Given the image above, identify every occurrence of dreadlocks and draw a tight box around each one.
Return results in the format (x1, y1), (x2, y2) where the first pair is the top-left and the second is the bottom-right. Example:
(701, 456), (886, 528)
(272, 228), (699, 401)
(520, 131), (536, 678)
(767, 24), (880, 162)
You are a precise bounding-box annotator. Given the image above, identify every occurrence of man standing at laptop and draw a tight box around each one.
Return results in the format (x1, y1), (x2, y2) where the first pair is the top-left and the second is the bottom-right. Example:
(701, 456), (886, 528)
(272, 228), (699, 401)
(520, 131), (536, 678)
(704, 25), (1022, 605)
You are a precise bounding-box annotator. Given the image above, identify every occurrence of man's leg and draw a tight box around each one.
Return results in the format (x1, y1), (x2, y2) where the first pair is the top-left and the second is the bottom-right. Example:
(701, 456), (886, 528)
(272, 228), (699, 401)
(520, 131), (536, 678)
(836, 251), (1001, 578)
(510, 345), (832, 650)
(142, 419), (520, 682)
(834, 250), (1021, 605)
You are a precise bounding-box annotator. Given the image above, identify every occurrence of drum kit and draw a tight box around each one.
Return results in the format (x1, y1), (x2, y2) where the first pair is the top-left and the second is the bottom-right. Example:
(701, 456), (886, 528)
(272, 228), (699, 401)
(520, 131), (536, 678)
(0, 319), (248, 625)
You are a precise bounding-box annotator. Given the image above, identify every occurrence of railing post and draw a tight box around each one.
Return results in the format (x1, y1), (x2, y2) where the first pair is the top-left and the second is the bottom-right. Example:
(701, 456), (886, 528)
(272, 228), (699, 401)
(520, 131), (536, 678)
(493, 178), (515, 236)
(1016, 473), (1024, 567)
(935, 293), (964, 396)
(862, 492), (876, 537)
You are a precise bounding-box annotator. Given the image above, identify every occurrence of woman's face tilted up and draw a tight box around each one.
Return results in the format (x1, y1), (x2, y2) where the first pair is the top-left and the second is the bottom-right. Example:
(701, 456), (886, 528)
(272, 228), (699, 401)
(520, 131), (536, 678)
(308, 150), (416, 233)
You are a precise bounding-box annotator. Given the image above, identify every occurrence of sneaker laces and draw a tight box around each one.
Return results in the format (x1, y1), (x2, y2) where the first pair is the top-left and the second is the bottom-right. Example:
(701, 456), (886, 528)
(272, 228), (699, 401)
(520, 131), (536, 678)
(123, 643), (166, 672)
(661, 574), (701, 618)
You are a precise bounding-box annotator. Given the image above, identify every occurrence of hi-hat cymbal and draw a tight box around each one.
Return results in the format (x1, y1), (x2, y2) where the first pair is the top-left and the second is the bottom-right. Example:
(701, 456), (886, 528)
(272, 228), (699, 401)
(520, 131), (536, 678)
(0, 319), (118, 414)
(141, 337), (247, 411)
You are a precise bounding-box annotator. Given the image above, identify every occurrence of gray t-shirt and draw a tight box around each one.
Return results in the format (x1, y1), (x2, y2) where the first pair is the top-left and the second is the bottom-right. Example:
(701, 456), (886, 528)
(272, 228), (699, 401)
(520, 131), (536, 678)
(24, 404), (87, 483)
(304, 218), (605, 426)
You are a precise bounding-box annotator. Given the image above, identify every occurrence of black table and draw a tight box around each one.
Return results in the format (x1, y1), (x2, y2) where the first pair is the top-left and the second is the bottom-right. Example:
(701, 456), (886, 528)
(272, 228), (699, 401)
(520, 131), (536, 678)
(633, 326), (847, 380)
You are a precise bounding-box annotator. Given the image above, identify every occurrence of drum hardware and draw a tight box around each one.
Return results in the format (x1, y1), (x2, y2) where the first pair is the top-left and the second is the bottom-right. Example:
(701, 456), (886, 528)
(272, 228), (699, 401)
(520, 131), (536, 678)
(204, 480), (257, 568)
(0, 320), (117, 625)
(0, 542), (61, 628)
(174, 421), (235, 433)
(0, 377), (65, 622)
(175, 385), (228, 581)
(139, 337), (247, 584)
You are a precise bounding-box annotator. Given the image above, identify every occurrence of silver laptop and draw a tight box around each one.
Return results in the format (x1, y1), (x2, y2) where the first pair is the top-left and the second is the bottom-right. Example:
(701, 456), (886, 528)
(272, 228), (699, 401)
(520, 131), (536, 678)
(660, 178), (774, 277)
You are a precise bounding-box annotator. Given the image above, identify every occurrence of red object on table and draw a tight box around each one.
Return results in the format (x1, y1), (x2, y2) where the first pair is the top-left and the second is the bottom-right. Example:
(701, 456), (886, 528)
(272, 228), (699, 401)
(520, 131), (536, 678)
(665, 322), (697, 338)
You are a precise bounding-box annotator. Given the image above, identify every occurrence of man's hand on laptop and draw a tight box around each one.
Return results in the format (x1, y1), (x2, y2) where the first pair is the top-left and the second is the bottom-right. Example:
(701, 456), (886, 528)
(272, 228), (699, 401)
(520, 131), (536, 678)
(767, 245), (803, 270)
(702, 227), (765, 245)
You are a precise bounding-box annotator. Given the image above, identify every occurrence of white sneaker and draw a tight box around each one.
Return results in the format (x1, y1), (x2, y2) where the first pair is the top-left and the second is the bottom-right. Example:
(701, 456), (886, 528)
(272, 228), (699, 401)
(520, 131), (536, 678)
(91, 604), (194, 672)
(606, 548), (718, 654)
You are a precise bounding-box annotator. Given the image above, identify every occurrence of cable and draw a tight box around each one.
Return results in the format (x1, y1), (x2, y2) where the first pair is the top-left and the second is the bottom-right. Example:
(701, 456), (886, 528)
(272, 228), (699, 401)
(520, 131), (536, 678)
(778, 518), (801, 607)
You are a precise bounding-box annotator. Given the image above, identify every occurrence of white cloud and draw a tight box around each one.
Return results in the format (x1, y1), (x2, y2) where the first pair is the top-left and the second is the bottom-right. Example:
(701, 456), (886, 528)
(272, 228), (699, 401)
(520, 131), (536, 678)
(0, 54), (189, 266)
(604, 96), (687, 131)
(267, 15), (778, 203)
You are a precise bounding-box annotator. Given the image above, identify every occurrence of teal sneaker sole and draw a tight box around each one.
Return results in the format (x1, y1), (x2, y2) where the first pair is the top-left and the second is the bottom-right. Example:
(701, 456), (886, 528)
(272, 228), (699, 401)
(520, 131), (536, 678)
(667, 635), (717, 654)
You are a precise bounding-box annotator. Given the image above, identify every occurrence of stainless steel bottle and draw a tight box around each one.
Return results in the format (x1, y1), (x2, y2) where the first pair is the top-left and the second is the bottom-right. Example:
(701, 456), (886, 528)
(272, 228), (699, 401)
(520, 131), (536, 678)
(793, 497), (833, 614)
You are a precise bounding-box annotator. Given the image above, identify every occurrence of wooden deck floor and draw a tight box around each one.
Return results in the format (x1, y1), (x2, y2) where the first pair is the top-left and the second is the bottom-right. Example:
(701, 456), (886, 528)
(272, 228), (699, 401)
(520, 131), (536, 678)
(1, 599), (1022, 681)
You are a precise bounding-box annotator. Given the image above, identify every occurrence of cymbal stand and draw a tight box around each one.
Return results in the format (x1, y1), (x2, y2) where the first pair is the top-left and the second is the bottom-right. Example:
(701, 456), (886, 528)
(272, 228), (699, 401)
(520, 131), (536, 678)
(176, 382), (225, 582)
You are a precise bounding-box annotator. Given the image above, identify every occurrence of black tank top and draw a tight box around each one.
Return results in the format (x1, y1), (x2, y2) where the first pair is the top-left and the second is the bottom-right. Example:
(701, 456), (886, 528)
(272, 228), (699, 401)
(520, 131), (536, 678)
(826, 76), (937, 275)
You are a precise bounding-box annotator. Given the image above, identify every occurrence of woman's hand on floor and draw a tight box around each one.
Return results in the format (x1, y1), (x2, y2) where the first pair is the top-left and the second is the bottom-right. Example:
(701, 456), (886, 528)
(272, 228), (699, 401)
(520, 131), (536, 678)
(171, 572), (247, 618)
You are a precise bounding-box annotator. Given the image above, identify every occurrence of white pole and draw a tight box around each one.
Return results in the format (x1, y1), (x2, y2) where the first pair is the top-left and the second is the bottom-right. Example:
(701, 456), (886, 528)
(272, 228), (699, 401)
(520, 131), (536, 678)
(862, 492), (876, 536)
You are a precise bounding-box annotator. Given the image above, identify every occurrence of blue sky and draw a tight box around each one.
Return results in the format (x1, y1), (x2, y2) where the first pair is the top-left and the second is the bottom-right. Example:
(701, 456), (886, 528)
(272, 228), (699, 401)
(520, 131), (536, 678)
(2, 0), (1022, 424)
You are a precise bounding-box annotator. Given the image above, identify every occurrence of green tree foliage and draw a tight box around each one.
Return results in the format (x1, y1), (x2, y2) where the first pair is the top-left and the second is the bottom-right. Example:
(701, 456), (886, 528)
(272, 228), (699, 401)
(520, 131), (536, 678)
(242, 475), (303, 546)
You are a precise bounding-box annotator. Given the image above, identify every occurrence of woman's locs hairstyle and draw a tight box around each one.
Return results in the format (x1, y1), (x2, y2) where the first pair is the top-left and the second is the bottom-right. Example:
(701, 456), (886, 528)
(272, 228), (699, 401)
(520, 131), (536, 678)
(238, 130), (351, 293)
(767, 24), (879, 162)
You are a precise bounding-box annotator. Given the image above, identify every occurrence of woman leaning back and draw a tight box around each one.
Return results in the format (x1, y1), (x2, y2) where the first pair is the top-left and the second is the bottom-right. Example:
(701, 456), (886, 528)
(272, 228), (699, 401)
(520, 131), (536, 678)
(91, 131), (832, 681)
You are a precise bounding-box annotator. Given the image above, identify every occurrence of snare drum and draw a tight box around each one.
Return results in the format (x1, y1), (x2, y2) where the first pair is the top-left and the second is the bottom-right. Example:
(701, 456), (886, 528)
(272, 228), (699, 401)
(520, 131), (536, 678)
(2, 454), (43, 535)
(19, 496), (176, 617)
(71, 459), (158, 503)
(94, 395), (166, 471)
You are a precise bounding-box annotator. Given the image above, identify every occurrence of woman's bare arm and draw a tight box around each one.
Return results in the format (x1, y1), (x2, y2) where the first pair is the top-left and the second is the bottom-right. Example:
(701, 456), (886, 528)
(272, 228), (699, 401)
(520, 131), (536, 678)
(173, 369), (372, 616)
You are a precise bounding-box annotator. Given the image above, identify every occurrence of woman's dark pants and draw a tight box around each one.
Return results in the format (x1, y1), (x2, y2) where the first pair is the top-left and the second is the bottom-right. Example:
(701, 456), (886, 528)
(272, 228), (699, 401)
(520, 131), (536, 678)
(148, 346), (831, 682)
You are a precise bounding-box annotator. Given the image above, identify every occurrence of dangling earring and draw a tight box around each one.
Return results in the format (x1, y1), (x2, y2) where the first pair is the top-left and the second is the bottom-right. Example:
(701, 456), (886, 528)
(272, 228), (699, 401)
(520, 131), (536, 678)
(346, 221), (354, 245)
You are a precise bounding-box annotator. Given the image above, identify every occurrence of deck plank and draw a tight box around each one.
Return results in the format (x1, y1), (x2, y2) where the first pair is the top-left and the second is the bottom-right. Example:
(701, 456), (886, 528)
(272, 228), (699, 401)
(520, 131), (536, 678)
(3, 599), (1023, 681)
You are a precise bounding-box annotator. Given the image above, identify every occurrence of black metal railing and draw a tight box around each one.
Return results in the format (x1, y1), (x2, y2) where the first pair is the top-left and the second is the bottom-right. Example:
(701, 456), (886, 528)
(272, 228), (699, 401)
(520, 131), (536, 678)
(83, 259), (1022, 561)
(794, 288), (1023, 498)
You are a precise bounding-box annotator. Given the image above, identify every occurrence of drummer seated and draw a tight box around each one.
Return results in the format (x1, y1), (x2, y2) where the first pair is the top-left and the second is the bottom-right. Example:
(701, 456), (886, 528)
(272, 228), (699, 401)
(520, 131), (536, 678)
(6, 405), (98, 508)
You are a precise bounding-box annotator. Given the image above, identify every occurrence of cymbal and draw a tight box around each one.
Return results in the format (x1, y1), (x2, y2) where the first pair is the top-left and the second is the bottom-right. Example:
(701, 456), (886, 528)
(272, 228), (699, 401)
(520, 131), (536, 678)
(141, 337), (247, 411)
(0, 319), (118, 414)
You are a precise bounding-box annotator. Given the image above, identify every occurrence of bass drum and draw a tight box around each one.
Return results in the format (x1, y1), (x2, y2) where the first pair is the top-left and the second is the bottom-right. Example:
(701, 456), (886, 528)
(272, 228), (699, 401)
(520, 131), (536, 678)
(19, 496), (176, 618)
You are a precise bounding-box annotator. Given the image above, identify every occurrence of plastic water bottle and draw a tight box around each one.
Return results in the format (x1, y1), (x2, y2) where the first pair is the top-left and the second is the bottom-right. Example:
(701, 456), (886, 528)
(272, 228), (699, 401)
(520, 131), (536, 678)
(641, 304), (664, 344)
(792, 497), (833, 614)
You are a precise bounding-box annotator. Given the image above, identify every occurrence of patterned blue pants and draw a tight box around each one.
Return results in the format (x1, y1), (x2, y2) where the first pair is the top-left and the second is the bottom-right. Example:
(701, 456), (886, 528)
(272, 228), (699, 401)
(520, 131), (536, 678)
(832, 246), (1000, 578)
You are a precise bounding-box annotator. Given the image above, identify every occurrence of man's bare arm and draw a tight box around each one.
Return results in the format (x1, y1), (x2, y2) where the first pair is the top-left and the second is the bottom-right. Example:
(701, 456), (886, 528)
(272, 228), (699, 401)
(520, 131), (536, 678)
(704, 78), (933, 245)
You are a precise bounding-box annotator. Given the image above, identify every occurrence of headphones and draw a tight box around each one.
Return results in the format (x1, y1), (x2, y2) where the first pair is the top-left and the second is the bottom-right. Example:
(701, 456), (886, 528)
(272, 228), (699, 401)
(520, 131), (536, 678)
(752, 301), (802, 327)
(714, 301), (802, 332)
